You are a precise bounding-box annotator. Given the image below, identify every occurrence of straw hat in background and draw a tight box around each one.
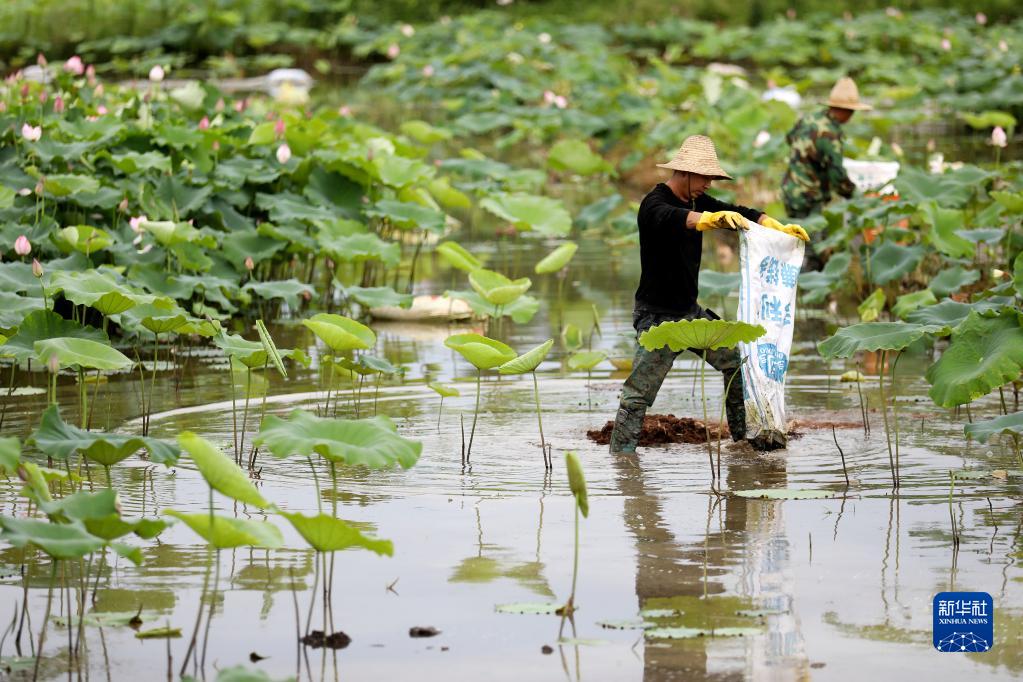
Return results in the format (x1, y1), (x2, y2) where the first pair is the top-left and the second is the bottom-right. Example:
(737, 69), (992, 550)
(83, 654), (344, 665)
(656, 134), (733, 180)
(827, 77), (872, 111)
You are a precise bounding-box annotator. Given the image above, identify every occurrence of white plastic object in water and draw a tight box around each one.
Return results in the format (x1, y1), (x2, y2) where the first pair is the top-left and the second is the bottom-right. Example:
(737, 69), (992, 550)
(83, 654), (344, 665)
(761, 86), (802, 109)
(370, 295), (473, 322)
(737, 221), (805, 440)
(842, 159), (900, 194)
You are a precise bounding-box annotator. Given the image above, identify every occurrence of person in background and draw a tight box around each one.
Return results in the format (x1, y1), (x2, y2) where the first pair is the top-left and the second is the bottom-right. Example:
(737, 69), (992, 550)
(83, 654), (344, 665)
(609, 135), (807, 455)
(781, 76), (871, 270)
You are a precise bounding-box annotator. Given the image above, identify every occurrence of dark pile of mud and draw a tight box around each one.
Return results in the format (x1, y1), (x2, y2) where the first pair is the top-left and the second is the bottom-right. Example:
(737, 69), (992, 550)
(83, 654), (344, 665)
(587, 413), (860, 447)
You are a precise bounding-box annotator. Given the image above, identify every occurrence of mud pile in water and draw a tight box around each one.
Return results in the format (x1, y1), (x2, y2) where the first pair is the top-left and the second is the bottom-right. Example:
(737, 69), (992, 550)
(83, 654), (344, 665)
(587, 414), (728, 446)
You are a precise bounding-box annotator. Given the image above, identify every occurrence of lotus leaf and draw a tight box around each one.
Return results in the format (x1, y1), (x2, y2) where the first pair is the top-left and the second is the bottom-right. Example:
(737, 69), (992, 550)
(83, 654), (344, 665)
(302, 313), (376, 352)
(436, 242), (483, 272)
(30, 405), (179, 466)
(468, 268), (532, 306)
(857, 288), (886, 322)
(575, 194), (622, 230)
(868, 242), (923, 286)
(964, 411), (1023, 444)
(930, 266), (979, 298)
(0, 437), (18, 475)
(427, 177), (472, 210)
(568, 351), (607, 371)
(35, 338), (132, 371)
(54, 225), (112, 255)
(343, 285), (413, 310)
(919, 202), (972, 258)
(320, 233), (400, 267)
(179, 432), (271, 508)
(243, 280), (315, 308)
(991, 191), (1023, 214)
(892, 290), (937, 320)
(534, 242), (578, 274)
(400, 120), (452, 144)
(39, 489), (119, 523)
(49, 270), (164, 316)
(163, 510), (283, 549)
(277, 511), (393, 555)
(0, 516), (105, 559)
(479, 193), (572, 236)
(646, 627), (761, 639)
(499, 339), (554, 375)
(445, 289), (539, 324)
(213, 332), (266, 367)
(565, 452), (589, 517)
(366, 199), (446, 233)
(547, 139), (612, 176)
(957, 228), (1004, 244)
(639, 319), (765, 352)
(254, 410), (421, 469)
(893, 166), (971, 208)
(43, 174), (101, 197)
(494, 602), (560, 615)
(926, 311), (1023, 408)
(561, 324), (583, 351)
(2, 311), (108, 362)
(699, 270), (741, 299)
(428, 382), (460, 398)
(444, 333), (516, 369)
(818, 322), (945, 358)
(732, 489), (839, 499)
(371, 155), (434, 189)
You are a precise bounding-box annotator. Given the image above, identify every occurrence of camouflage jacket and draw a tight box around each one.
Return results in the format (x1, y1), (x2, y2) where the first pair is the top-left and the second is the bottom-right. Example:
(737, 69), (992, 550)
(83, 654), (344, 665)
(781, 109), (856, 216)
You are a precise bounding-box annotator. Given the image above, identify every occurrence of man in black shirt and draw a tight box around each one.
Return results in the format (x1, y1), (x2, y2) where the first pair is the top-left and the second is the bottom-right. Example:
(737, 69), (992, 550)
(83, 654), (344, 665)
(609, 135), (808, 454)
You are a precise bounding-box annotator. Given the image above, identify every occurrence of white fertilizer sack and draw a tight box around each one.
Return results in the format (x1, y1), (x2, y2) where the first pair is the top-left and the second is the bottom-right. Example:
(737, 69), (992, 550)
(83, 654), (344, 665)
(737, 223), (805, 439)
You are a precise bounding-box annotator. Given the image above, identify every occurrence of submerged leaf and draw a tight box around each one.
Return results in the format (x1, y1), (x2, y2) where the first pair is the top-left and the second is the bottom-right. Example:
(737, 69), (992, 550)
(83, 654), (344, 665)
(964, 410), (1023, 444)
(494, 602), (561, 615)
(732, 489), (839, 500)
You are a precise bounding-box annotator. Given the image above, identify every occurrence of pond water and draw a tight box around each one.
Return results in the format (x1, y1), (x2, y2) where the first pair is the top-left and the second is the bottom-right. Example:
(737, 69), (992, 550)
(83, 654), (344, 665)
(1, 235), (1021, 681)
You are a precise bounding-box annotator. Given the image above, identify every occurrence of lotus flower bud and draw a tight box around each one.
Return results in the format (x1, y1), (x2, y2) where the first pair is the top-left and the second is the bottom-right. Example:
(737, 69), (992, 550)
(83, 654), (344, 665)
(198, 116), (210, 130)
(14, 235), (31, 256)
(538, 32), (552, 44)
(400, 24), (415, 37)
(32, 258), (43, 278)
(85, 64), (96, 85)
(21, 124), (41, 141)
(245, 256), (255, 271)
(422, 64), (434, 77)
(276, 143), (292, 164)
(118, 197), (129, 212)
(38, 90), (48, 105)
(274, 118), (286, 138)
(386, 43), (400, 59)
(991, 126), (1008, 148)
(148, 65), (165, 82)
(48, 353), (60, 373)
(53, 95), (64, 113)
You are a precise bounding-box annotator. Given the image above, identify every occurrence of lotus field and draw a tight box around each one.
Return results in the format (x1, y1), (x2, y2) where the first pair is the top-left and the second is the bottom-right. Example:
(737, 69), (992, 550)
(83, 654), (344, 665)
(0, 4), (1021, 681)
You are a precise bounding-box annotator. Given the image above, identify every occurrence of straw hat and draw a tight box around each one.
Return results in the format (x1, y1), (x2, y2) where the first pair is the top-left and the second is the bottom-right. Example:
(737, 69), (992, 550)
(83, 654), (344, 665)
(827, 77), (872, 111)
(656, 135), (732, 180)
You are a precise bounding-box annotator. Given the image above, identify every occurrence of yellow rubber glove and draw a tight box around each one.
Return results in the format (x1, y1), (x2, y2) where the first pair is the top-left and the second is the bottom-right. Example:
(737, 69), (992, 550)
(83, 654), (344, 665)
(695, 211), (748, 232)
(760, 215), (810, 242)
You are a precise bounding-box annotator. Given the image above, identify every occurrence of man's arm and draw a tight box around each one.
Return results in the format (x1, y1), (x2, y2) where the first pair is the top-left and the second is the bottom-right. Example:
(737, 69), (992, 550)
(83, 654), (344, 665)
(696, 195), (764, 226)
(818, 134), (857, 199)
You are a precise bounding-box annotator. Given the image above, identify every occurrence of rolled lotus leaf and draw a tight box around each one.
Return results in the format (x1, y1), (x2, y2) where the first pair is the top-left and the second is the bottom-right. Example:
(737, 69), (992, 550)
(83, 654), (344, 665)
(444, 333), (516, 370)
(534, 242), (578, 274)
(565, 451), (589, 517)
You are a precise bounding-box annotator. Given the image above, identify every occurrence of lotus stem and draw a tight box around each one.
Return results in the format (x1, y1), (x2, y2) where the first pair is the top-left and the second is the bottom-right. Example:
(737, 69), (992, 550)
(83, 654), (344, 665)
(467, 369), (481, 462)
(323, 358), (334, 418)
(239, 367), (252, 460)
(890, 351), (902, 489)
(77, 367), (87, 430)
(877, 350), (896, 489)
(832, 426), (850, 487)
(856, 360), (869, 435)
(436, 396), (444, 431)
(701, 350), (714, 489)
(532, 372), (548, 469)
(229, 364), (239, 463)
(149, 332), (159, 434)
(717, 357), (747, 482)
(307, 457), (323, 515)
(948, 471), (959, 548)
(32, 562), (56, 682)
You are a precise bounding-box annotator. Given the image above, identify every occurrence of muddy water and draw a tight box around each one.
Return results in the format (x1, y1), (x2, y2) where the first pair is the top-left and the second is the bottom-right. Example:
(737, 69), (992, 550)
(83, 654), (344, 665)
(1, 237), (1021, 681)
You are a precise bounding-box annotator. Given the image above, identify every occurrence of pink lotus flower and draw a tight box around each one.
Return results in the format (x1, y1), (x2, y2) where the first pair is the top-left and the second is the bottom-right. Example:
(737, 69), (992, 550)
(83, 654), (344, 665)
(14, 235), (31, 256)
(276, 143), (292, 164)
(85, 64), (96, 85)
(129, 215), (148, 233)
(991, 126), (1007, 148)
(400, 24), (415, 37)
(21, 124), (42, 141)
(212, 140), (221, 152)
(274, 118), (286, 138)
(53, 95), (64, 113)
(234, 99), (247, 113)
(38, 90), (48, 105)
(975, 12), (987, 25)
(553, 95), (568, 109)
(422, 64), (435, 77)
(148, 65), (165, 82)
(386, 43), (400, 59)
(999, 40), (1009, 52)
(63, 56), (85, 75)
(198, 116), (210, 130)
(96, 105), (108, 115)
(543, 89), (556, 105)
(941, 38), (951, 51)
(338, 105), (352, 117)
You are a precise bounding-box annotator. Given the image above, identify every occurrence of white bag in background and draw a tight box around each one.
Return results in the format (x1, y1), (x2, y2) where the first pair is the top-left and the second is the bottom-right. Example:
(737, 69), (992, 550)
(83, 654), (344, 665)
(737, 222), (804, 439)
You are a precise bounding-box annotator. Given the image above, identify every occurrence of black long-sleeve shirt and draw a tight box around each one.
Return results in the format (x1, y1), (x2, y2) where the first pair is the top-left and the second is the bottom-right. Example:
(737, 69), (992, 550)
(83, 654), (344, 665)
(634, 183), (763, 314)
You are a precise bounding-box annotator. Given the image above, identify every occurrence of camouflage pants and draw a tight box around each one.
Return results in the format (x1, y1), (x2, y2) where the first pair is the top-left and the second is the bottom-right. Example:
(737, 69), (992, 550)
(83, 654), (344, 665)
(609, 306), (746, 454)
